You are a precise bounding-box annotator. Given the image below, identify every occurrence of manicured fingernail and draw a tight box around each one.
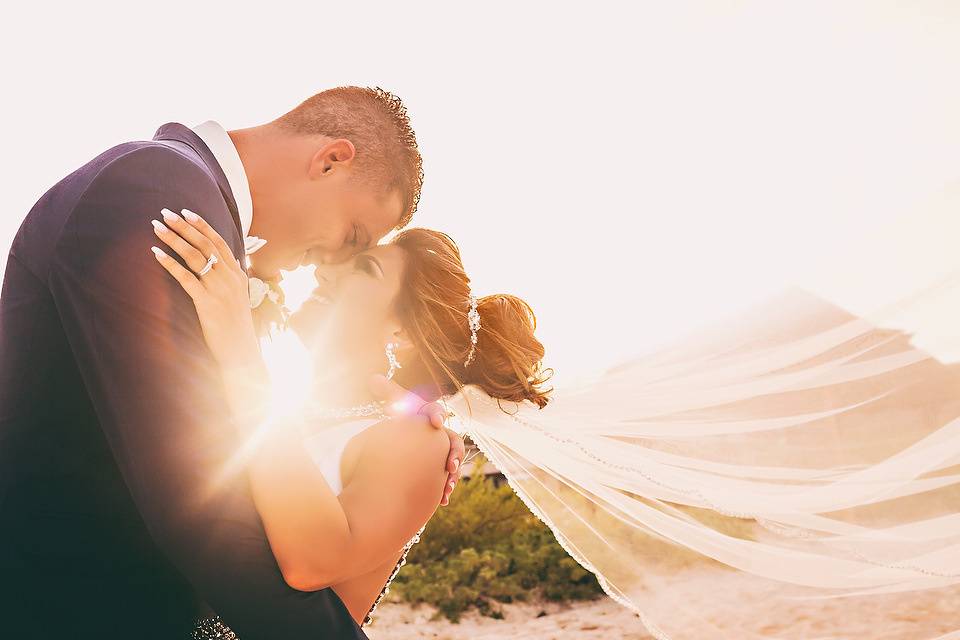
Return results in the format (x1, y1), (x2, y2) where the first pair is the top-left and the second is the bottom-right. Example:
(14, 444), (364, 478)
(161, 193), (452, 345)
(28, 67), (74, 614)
(151, 246), (166, 258)
(182, 209), (199, 223)
(161, 208), (179, 223)
(452, 459), (460, 471)
(151, 219), (167, 233)
(448, 481), (456, 491)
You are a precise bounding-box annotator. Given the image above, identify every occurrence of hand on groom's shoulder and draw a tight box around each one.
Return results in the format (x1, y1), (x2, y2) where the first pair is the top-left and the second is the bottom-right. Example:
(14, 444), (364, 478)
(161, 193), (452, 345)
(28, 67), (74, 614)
(64, 141), (237, 254)
(45, 140), (244, 323)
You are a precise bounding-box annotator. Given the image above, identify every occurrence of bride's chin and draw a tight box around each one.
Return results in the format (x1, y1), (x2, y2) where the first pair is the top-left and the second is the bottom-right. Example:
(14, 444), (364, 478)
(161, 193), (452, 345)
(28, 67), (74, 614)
(287, 300), (330, 344)
(287, 315), (348, 367)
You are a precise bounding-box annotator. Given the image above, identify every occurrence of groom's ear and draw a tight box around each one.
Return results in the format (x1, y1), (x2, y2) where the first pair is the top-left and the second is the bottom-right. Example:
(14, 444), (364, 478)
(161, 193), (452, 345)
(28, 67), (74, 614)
(308, 139), (356, 179)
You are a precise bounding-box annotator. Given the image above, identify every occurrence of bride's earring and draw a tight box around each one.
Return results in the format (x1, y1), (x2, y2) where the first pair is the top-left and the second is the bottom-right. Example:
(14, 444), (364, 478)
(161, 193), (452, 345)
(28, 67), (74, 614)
(385, 342), (402, 380)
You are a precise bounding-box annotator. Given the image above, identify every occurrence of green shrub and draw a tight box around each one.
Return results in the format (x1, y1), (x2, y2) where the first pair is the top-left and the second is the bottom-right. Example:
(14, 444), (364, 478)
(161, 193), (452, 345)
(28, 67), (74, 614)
(388, 460), (604, 621)
(388, 456), (757, 622)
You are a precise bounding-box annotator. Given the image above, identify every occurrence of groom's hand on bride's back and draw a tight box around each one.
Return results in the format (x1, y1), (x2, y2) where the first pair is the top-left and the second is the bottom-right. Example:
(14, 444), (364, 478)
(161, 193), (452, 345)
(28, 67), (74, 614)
(370, 374), (464, 506)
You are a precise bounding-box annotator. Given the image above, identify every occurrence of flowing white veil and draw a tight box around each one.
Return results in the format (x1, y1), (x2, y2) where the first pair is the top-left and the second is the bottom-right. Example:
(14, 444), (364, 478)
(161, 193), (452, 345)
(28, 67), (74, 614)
(444, 188), (960, 639)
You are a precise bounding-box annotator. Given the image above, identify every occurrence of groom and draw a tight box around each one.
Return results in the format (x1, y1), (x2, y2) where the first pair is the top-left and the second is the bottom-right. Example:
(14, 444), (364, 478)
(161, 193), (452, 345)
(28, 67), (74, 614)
(0, 87), (463, 639)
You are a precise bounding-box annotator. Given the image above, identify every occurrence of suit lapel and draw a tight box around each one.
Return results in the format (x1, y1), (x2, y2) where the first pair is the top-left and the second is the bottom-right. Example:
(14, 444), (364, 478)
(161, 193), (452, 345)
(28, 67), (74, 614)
(152, 123), (244, 249)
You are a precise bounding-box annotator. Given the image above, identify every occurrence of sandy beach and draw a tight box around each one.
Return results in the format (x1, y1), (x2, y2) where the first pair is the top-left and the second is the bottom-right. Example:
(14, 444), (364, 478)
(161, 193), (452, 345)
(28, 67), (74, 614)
(366, 567), (960, 640)
(366, 597), (652, 640)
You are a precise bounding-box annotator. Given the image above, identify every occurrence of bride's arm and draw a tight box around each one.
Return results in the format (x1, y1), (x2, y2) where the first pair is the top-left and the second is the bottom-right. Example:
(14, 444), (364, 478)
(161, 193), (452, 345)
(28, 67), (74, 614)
(255, 414), (448, 590)
(150, 211), (449, 586)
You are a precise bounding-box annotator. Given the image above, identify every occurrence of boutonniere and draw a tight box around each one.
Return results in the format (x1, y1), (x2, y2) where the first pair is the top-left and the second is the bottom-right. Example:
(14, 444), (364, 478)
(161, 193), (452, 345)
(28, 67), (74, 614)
(245, 235), (288, 333)
(248, 276), (282, 309)
(249, 276), (288, 333)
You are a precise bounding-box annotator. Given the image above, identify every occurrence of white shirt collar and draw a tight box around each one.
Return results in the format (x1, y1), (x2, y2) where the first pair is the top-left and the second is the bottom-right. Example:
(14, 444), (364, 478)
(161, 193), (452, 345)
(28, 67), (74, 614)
(192, 120), (254, 238)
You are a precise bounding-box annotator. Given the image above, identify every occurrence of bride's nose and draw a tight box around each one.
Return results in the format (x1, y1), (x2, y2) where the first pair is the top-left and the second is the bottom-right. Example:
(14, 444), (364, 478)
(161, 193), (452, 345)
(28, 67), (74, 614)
(314, 266), (333, 287)
(313, 262), (345, 287)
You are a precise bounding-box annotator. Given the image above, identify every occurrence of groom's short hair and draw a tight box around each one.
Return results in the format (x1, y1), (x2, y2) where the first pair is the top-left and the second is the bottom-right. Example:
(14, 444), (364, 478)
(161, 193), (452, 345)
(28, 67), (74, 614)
(275, 86), (423, 227)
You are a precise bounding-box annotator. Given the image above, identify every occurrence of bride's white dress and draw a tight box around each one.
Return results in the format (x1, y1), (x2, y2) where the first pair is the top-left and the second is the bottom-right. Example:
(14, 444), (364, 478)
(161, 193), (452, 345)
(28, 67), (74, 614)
(305, 418), (379, 496)
(304, 418), (425, 626)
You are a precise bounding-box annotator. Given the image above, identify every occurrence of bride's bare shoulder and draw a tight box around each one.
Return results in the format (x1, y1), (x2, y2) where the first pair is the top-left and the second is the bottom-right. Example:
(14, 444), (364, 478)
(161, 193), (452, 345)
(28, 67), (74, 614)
(347, 415), (450, 502)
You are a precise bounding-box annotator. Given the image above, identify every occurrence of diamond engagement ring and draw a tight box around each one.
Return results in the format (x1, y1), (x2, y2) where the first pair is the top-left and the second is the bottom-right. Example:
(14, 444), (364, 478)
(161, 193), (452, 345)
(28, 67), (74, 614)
(198, 253), (219, 276)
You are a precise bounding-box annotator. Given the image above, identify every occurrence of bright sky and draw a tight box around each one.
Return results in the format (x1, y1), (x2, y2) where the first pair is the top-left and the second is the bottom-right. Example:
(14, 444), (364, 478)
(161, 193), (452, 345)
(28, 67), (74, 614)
(3, 1), (960, 384)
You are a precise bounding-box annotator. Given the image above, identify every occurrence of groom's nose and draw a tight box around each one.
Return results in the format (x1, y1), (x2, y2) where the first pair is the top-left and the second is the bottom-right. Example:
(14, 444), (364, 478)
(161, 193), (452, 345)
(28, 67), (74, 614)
(303, 245), (356, 267)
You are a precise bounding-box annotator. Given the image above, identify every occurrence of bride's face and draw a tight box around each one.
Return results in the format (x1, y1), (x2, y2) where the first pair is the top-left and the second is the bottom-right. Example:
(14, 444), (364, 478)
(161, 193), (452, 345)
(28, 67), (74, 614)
(290, 245), (407, 382)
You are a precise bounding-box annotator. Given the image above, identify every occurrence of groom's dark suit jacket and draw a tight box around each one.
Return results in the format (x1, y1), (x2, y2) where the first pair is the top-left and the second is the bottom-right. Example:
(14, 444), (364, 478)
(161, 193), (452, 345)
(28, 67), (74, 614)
(0, 124), (366, 639)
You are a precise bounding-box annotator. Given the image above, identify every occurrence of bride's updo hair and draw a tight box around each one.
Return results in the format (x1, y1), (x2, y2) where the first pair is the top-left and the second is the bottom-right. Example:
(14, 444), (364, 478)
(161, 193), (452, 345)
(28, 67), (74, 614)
(390, 228), (552, 408)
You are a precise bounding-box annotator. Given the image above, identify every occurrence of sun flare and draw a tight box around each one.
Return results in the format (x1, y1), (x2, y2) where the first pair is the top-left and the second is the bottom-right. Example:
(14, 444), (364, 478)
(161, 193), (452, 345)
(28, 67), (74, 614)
(259, 321), (314, 421)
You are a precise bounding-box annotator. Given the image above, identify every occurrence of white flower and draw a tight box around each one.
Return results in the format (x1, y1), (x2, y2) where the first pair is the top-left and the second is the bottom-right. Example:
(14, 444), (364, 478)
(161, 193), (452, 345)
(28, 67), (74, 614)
(248, 277), (270, 309)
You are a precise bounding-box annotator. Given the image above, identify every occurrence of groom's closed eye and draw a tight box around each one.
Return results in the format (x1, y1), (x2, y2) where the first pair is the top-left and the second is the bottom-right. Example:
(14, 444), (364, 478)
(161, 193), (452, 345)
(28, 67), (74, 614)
(350, 224), (373, 250)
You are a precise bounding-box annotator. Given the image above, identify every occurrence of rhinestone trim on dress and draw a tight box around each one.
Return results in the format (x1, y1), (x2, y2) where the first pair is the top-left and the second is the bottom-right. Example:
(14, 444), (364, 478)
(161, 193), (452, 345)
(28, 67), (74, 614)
(363, 525), (425, 626)
(192, 616), (237, 640)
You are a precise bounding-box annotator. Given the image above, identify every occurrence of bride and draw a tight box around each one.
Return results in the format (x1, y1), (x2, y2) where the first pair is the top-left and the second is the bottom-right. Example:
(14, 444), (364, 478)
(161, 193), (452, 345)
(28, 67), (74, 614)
(151, 216), (552, 634)
(154, 207), (960, 639)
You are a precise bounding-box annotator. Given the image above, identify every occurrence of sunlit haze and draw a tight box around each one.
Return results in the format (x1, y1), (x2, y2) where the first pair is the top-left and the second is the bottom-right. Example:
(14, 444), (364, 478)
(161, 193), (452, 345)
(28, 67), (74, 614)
(5, 2), (960, 386)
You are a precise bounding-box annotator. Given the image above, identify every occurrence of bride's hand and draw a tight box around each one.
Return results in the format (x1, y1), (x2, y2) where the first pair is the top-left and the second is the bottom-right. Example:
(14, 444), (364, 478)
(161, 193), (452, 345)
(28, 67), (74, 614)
(150, 208), (261, 371)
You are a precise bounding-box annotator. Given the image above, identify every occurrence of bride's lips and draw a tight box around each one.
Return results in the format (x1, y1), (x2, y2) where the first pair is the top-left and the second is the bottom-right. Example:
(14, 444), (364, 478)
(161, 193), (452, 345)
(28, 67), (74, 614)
(294, 291), (335, 331)
(303, 287), (335, 309)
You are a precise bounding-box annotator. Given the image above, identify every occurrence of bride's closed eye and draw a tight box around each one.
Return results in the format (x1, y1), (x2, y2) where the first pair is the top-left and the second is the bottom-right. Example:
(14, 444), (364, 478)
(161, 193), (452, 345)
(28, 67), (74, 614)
(354, 254), (384, 278)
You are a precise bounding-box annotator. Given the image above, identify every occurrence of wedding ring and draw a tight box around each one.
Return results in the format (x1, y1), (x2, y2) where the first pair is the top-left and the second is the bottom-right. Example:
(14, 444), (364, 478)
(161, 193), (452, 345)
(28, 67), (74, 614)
(198, 253), (219, 276)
